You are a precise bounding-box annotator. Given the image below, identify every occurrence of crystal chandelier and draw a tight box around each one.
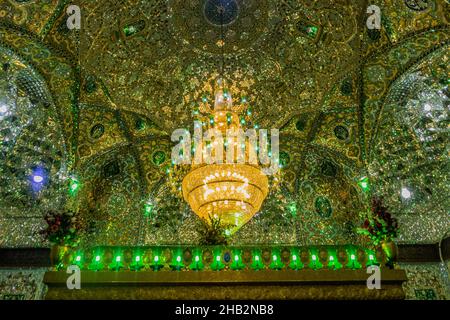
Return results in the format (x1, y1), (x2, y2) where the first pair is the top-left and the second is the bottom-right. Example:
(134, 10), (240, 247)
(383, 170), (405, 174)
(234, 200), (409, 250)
(182, 85), (269, 234)
(181, 6), (270, 234)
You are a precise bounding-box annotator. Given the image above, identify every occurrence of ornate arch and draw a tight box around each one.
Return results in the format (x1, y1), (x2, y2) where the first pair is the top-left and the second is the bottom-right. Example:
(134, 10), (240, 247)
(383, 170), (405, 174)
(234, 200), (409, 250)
(362, 27), (449, 162)
(365, 31), (449, 243)
(0, 22), (79, 168)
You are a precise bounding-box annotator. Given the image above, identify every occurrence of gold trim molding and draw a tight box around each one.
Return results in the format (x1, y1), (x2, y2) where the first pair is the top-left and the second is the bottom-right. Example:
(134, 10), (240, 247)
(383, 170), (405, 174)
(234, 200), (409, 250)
(44, 269), (407, 300)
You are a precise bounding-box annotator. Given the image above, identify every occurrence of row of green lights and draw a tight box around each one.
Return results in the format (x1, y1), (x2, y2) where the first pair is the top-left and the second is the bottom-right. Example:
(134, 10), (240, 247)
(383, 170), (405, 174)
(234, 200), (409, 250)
(70, 248), (378, 271)
(74, 251), (376, 265)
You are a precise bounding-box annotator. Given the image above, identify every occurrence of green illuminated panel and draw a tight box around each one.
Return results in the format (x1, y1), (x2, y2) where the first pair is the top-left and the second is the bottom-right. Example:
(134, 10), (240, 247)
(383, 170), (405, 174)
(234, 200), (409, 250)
(289, 249), (304, 270)
(251, 250), (264, 271)
(88, 249), (104, 271)
(269, 249), (284, 270)
(327, 249), (343, 270)
(345, 246), (362, 269)
(358, 176), (370, 192)
(365, 249), (379, 267)
(170, 249), (184, 271)
(57, 245), (380, 272)
(151, 249), (164, 271)
(68, 176), (80, 196)
(130, 251), (144, 271)
(230, 250), (245, 270)
(308, 248), (323, 270)
(210, 249), (225, 271)
(189, 249), (204, 271)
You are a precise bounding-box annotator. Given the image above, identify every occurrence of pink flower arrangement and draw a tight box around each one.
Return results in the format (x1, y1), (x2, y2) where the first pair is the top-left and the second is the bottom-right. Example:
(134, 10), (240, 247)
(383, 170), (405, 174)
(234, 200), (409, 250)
(357, 198), (399, 246)
(41, 210), (81, 247)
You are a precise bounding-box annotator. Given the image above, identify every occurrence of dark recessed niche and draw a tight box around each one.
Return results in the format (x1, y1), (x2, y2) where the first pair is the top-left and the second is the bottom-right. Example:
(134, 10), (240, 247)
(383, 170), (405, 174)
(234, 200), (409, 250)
(84, 75), (97, 94)
(152, 150), (166, 166)
(103, 161), (120, 178)
(135, 118), (146, 131)
(334, 125), (349, 141)
(315, 196), (332, 218)
(367, 28), (381, 41)
(340, 78), (353, 96)
(90, 123), (105, 139)
(204, 0), (239, 26)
